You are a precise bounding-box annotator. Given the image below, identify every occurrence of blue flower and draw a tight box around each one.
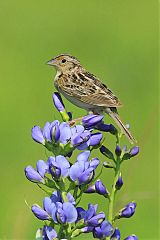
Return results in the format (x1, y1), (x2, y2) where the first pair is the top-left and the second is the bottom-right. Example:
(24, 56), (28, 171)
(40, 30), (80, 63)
(82, 115), (104, 128)
(95, 121), (117, 135)
(119, 202), (136, 218)
(115, 145), (122, 157)
(130, 146), (139, 157)
(32, 191), (77, 224)
(93, 220), (114, 239)
(52, 92), (65, 112)
(111, 228), (120, 240)
(115, 175), (123, 190)
(32, 204), (51, 220)
(42, 225), (57, 240)
(53, 202), (78, 224)
(32, 126), (45, 144)
(25, 160), (49, 184)
(124, 235), (138, 240)
(69, 151), (100, 185)
(48, 155), (70, 179)
(95, 180), (109, 196)
(89, 132), (103, 146)
(77, 204), (105, 227)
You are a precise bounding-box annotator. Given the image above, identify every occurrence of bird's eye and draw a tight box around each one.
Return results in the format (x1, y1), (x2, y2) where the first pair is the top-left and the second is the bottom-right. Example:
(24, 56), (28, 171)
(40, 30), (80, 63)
(61, 59), (66, 63)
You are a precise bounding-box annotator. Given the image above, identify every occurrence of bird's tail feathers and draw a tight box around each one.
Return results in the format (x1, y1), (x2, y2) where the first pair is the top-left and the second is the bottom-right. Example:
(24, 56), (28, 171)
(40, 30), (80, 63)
(105, 108), (136, 144)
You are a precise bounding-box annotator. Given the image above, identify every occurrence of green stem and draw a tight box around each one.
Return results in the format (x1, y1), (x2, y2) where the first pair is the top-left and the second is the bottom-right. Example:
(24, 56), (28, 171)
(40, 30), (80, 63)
(106, 158), (121, 240)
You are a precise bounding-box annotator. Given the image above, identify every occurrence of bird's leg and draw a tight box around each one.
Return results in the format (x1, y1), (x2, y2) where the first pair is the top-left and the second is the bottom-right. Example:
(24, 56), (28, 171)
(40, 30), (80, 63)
(68, 117), (83, 126)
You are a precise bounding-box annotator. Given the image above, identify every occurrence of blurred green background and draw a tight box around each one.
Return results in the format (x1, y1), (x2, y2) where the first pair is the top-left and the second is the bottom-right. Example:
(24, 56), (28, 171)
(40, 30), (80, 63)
(0, 0), (158, 239)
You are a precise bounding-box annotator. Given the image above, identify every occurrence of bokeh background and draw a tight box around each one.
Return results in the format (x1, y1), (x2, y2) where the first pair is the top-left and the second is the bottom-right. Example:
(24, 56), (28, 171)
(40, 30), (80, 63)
(0, 0), (158, 239)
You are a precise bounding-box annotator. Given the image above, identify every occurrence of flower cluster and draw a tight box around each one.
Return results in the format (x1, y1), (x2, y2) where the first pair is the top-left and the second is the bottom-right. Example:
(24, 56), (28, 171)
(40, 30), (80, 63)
(25, 92), (140, 239)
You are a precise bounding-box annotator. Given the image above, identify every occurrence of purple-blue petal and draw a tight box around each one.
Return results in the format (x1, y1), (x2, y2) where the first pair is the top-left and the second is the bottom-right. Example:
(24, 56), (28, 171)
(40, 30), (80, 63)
(43, 226), (57, 240)
(77, 151), (90, 162)
(71, 125), (84, 135)
(85, 204), (97, 221)
(43, 122), (52, 142)
(89, 132), (103, 146)
(78, 168), (93, 185)
(32, 205), (50, 220)
(43, 197), (56, 216)
(69, 162), (84, 181)
(62, 202), (78, 223)
(130, 146), (139, 157)
(32, 126), (45, 144)
(51, 123), (60, 142)
(57, 207), (66, 224)
(124, 235), (138, 240)
(82, 115), (104, 128)
(55, 155), (70, 177)
(89, 158), (100, 169)
(25, 166), (44, 183)
(50, 191), (62, 204)
(36, 160), (49, 178)
(59, 122), (71, 144)
(111, 228), (120, 240)
(52, 92), (65, 112)
(88, 212), (105, 226)
(94, 220), (113, 238)
(95, 180), (108, 195)
(67, 192), (75, 204)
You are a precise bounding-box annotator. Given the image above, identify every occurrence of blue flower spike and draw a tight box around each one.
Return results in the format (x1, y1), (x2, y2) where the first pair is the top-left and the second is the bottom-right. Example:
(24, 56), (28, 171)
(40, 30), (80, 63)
(26, 88), (140, 239)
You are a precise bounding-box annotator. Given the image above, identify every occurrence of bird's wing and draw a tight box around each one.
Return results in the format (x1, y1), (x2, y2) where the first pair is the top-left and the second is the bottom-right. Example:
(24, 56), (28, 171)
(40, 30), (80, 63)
(57, 72), (122, 107)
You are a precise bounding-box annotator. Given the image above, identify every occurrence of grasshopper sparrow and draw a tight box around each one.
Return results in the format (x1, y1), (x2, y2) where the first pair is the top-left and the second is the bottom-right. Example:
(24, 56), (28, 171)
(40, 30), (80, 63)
(47, 54), (135, 143)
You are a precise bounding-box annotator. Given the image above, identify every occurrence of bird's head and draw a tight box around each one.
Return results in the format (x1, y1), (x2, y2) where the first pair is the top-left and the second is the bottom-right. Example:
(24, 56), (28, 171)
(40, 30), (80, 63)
(47, 54), (81, 73)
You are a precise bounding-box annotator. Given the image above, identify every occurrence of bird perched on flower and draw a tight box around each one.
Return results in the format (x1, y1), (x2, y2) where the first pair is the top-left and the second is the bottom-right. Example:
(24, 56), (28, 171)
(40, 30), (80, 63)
(47, 54), (135, 143)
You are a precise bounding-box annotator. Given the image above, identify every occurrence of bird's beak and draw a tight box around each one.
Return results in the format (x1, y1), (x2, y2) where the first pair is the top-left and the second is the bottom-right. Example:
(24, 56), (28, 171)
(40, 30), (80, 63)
(46, 58), (55, 66)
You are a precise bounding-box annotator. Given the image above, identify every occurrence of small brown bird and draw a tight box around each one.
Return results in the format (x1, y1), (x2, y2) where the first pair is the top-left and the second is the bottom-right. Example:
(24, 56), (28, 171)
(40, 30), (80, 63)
(47, 54), (135, 143)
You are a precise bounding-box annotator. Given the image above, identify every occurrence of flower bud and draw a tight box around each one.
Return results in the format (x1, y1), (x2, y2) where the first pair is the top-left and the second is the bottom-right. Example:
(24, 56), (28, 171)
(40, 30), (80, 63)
(96, 122), (116, 134)
(95, 180), (108, 196)
(130, 146), (139, 157)
(111, 228), (120, 240)
(25, 166), (45, 184)
(85, 185), (96, 193)
(52, 92), (65, 112)
(103, 162), (114, 168)
(124, 235), (138, 240)
(100, 145), (114, 160)
(115, 174), (123, 190)
(42, 226), (57, 240)
(31, 205), (50, 220)
(87, 212), (105, 227)
(36, 160), (49, 178)
(115, 145), (122, 157)
(52, 92), (70, 121)
(51, 123), (60, 142)
(82, 115), (104, 128)
(31, 126), (45, 145)
(119, 202), (136, 218)
(90, 132), (103, 146)
(93, 220), (114, 238)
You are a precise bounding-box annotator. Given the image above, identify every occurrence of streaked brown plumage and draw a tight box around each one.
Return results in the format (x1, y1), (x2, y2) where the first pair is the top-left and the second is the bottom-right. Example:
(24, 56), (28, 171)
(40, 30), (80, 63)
(47, 54), (135, 143)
